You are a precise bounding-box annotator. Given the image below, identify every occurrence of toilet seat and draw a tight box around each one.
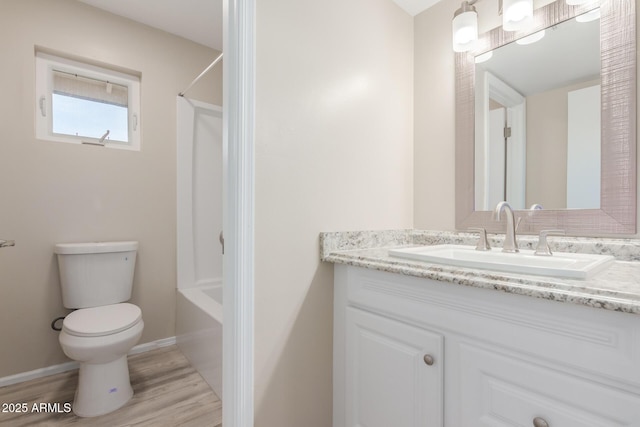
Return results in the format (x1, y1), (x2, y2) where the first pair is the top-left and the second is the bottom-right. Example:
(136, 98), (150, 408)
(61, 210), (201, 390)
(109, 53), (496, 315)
(63, 303), (142, 337)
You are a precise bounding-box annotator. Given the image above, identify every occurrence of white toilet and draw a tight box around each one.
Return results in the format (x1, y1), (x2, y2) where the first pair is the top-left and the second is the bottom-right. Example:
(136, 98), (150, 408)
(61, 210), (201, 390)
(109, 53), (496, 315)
(54, 241), (144, 417)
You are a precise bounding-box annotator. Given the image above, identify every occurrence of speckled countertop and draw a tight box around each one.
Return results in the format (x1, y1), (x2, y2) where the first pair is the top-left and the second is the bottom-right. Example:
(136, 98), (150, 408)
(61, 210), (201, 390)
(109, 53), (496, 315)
(320, 230), (640, 315)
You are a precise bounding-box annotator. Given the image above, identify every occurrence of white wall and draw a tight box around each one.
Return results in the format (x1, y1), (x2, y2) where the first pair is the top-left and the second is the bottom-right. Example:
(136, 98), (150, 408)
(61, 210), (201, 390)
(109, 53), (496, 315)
(254, 0), (414, 425)
(0, 0), (221, 377)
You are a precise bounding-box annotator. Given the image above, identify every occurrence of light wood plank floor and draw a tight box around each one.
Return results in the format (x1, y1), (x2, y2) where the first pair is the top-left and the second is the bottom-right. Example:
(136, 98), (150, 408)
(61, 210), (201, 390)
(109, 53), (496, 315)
(0, 345), (221, 427)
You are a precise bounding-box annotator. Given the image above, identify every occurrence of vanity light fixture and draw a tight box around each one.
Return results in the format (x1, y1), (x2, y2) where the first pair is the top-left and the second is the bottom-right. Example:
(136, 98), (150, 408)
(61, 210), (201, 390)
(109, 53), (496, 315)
(452, 1), (479, 52)
(515, 29), (545, 45)
(452, 0), (534, 52)
(566, 0), (591, 5)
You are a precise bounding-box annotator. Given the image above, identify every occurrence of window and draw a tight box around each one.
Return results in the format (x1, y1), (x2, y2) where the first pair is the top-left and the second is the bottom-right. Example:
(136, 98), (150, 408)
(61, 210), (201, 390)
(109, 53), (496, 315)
(35, 50), (141, 150)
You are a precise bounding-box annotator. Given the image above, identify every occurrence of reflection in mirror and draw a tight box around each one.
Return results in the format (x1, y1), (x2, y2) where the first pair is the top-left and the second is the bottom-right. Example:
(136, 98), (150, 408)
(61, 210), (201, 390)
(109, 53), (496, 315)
(455, 0), (636, 236)
(474, 10), (600, 211)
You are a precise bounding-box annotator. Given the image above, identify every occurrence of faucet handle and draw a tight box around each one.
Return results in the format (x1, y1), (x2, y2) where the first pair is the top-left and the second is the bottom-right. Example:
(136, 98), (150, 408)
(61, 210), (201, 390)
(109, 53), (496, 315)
(468, 228), (491, 251)
(534, 230), (564, 256)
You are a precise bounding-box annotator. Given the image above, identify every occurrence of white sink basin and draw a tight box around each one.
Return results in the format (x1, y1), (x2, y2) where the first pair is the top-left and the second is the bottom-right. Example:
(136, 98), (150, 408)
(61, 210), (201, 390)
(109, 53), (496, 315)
(388, 244), (614, 279)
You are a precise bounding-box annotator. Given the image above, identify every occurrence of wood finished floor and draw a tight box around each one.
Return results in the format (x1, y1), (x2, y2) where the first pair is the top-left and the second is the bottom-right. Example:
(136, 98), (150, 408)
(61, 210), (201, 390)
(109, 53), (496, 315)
(0, 345), (221, 427)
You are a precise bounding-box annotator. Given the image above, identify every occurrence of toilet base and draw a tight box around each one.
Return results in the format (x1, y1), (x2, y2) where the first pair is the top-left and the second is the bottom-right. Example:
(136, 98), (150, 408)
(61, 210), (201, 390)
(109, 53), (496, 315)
(73, 355), (134, 417)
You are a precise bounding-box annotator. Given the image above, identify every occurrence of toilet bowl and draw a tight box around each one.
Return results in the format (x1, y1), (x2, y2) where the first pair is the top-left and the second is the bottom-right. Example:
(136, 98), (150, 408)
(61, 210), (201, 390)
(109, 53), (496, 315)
(55, 241), (143, 417)
(59, 303), (144, 417)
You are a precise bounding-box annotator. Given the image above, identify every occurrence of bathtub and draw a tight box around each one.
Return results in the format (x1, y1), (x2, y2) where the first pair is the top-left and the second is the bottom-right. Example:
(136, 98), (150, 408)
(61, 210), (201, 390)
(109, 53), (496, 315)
(176, 284), (223, 399)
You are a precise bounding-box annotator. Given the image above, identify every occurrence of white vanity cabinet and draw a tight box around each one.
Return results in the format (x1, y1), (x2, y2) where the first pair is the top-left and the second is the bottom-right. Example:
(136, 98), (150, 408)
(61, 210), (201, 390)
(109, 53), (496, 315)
(333, 265), (640, 427)
(345, 307), (443, 426)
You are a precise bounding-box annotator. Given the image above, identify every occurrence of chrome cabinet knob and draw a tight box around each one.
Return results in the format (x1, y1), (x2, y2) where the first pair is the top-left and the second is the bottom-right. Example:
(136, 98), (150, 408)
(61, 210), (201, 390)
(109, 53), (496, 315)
(533, 417), (549, 427)
(423, 354), (435, 366)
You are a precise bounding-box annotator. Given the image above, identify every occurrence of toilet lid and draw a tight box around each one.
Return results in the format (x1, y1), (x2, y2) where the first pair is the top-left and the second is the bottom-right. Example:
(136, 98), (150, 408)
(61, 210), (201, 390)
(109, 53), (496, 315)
(63, 303), (142, 337)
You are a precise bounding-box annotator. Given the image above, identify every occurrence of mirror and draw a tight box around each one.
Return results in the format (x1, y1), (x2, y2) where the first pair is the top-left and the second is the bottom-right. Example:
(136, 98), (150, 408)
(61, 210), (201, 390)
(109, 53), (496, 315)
(455, 0), (636, 235)
(475, 12), (600, 211)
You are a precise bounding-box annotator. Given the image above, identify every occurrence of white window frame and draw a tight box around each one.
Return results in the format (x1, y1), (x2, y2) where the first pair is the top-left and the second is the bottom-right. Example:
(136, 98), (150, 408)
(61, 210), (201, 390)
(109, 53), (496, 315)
(35, 51), (141, 151)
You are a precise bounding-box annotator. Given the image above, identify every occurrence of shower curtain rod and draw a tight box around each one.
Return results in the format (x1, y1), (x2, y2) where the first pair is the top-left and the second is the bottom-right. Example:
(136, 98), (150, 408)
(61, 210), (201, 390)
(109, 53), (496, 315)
(179, 52), (223, 97)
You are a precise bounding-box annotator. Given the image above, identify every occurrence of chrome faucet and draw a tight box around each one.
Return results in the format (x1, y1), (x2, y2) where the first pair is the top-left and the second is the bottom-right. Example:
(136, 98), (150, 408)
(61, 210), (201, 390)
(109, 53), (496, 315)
(494, 201), (519, 253)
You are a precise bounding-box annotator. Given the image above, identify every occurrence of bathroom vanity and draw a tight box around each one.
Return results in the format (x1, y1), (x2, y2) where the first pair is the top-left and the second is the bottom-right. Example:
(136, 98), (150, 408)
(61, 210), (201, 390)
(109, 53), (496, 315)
(322, 230), (640, 427)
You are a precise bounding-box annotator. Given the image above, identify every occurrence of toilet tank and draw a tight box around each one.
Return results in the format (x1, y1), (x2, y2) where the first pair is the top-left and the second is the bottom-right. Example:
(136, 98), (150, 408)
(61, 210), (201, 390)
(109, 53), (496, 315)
(54, 241), (138, 309)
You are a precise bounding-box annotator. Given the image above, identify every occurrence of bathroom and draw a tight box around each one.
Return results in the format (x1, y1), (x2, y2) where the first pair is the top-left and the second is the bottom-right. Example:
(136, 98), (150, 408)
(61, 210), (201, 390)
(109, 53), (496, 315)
(0, 0), (223, 424)
(1, 0), (639, 427)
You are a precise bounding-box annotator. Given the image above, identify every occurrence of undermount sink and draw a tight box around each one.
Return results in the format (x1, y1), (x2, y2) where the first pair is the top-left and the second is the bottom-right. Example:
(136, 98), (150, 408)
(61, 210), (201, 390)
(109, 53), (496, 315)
(388, 245), (614, 280)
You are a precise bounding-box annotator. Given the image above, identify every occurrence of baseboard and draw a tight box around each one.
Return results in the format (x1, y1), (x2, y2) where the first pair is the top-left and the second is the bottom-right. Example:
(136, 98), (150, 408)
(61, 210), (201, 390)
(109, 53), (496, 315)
(129, 336), (176, 355)
(0, 360), (80, 389)
(0, 336), (177, 388)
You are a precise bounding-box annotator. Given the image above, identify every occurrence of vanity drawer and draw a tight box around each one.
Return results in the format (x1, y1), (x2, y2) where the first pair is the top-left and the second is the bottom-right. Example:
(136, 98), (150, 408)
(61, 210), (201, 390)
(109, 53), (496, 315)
(457, 343), (640, 427)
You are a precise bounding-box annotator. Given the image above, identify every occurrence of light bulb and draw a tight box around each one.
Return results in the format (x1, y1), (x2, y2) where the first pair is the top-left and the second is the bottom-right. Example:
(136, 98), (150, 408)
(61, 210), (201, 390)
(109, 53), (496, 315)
(455, 26), (476, 45)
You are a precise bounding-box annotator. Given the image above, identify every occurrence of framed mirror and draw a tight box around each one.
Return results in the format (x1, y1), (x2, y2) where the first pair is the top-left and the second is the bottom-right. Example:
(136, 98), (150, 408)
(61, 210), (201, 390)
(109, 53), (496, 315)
(455, 0), (636, 236)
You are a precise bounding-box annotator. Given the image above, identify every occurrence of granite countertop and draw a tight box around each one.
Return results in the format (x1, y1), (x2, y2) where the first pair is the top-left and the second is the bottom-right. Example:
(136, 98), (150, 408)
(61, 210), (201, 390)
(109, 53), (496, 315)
(320, 230), (640, 315)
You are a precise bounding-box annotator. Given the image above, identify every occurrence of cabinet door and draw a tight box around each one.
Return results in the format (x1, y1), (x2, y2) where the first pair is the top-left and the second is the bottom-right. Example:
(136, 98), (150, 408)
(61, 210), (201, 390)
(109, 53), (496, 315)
(345, 307), (443, 427)
(458, 343), (640, 427)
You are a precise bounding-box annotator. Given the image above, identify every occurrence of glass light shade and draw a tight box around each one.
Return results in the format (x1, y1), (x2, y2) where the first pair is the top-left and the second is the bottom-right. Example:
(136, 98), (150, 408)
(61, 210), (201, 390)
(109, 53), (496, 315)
(474, 51), (493, 64)
(576, 8), (601, 22)
(515, 29), (545, 45)
(452, 10), (478, 52)
(503, 0), (534, 31)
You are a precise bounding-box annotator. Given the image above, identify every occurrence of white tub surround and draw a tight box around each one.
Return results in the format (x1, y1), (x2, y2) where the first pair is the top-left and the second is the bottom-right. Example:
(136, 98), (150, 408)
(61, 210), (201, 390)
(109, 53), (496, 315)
(176, 97), (223, 292)
(176, 97), (224, 399)
(321, 230), (640, 314)
(323, 230), (640, 426)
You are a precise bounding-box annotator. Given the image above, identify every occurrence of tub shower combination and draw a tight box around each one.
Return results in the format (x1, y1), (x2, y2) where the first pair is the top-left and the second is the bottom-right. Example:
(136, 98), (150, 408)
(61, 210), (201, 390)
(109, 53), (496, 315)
(176, 95), (223, 399)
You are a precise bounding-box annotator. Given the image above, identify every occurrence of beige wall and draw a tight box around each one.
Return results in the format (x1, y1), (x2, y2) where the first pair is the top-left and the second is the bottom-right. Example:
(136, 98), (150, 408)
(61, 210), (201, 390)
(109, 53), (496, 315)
(254, 0), (414, 425)
(413, 0), (540, 230)
(0, 0), (221, 377)
(414, 0), (640, 237)
(413, 0), (458, 231)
